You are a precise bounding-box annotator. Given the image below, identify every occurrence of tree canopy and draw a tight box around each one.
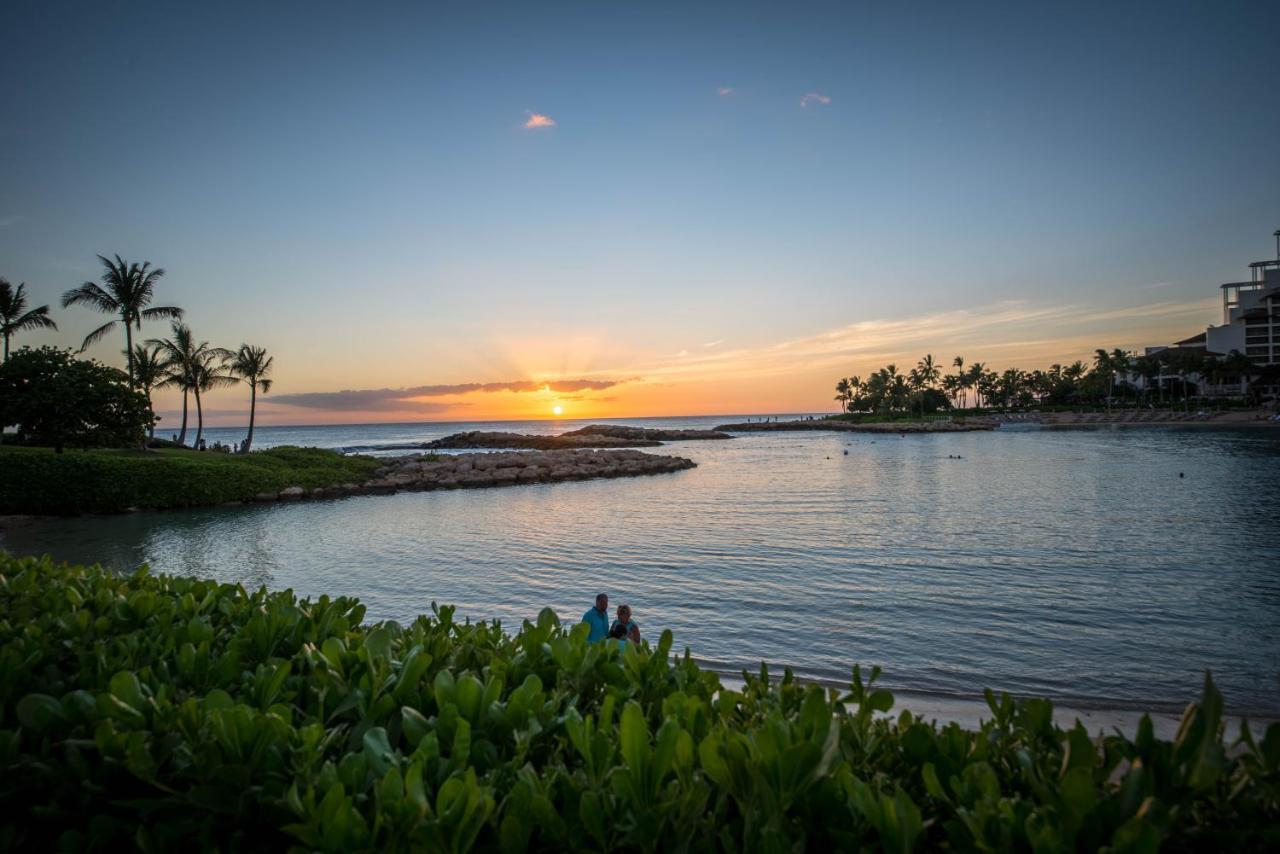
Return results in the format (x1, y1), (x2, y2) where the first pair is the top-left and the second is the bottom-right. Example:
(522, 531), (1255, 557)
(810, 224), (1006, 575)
(0, 346), (153, 451)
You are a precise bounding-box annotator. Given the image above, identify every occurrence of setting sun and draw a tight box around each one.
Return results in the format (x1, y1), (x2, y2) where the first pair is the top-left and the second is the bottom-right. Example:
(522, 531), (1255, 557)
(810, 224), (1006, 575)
(552, 404), (564, 416)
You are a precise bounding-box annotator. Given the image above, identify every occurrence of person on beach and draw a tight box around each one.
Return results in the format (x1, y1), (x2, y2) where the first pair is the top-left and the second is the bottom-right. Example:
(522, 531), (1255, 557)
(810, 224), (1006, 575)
(609, 604), (641, 650)
(582, 592), (610, 643)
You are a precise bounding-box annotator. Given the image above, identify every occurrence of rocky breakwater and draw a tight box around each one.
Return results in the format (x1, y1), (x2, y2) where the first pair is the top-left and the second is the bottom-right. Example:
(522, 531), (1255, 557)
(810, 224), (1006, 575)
(559, 425), (734, 442)
(425, 424), (733, 450)
(424, 431), (662, 449)
(251, 448), (695, 504)
(715, 418), (996, 433)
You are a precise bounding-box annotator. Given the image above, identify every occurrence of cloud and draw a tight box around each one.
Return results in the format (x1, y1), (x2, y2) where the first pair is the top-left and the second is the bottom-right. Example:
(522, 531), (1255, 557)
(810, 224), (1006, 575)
(799, 92), (831, 107)
(703, 339), (723, 348)
(0, 215), (20, 227)
(716, 86), (734, 96)
(582, 297), (1218, 388)
(271, 377), (636, 411)
(524, 112), (556, 129)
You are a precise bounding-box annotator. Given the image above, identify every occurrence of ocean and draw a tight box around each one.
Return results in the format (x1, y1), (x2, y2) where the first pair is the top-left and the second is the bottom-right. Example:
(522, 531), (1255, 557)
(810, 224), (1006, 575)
(4, 416), (1279, 715)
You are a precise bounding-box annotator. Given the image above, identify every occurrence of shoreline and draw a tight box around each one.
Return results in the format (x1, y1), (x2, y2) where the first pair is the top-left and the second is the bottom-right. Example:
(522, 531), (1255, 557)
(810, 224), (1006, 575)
(717, 409), (1279, 434)
(709, 672), (1277, 740)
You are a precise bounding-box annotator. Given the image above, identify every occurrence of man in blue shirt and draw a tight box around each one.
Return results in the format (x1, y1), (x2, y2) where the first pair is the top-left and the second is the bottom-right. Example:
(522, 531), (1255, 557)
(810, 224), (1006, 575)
(582, 592), (610, 642)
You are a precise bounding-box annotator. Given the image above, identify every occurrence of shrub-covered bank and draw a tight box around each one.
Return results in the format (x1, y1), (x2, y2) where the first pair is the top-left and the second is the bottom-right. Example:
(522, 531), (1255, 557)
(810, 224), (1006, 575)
(0, 445), (381, 515)
(1, 555), (1277, 852)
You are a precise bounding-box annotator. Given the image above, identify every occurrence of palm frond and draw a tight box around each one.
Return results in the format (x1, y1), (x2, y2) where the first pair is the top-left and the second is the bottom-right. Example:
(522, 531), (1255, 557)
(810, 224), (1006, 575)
(0, 278), (24, 317)
(79, 320), (118, 351)
(257, 378), (273, 394)
(62, 281), (119, 312)
(140, 305), (184, 321)
(14, 306), (58, 332)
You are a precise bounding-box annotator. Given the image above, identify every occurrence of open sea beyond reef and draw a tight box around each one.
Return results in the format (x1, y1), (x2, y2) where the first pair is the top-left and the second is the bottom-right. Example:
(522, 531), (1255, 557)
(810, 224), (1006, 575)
(4, 416), (1279, 716)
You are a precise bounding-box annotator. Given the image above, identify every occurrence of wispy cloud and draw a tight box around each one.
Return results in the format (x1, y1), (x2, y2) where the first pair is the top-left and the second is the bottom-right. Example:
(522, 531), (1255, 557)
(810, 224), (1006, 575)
(523, 111), (556, 129)
(580, 297), (1217, 388)
(716, 86), (734, 97)
(0, 215), (21, 228)
(799, 92), (831, 107)
(703, 339), (723, 348)
(271, 378), (635, 411)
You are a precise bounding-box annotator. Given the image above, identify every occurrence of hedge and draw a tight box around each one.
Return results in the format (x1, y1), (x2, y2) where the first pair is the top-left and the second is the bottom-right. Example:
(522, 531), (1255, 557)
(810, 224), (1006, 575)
(0, 446), (382, 515)
(1, 554), (1277, 851)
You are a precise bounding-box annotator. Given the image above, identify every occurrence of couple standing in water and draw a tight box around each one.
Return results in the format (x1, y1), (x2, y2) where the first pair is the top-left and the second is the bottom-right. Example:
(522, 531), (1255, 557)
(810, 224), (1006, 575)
(581, 592), (641, 649)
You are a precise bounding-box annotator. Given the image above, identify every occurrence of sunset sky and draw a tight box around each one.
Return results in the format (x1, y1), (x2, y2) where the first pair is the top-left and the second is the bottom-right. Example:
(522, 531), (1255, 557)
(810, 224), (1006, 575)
(2, 1), (1277, 425)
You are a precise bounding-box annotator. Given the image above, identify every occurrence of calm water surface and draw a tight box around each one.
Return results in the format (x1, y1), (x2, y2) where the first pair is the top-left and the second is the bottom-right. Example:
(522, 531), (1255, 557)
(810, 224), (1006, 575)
(5, 418), (1279, 714)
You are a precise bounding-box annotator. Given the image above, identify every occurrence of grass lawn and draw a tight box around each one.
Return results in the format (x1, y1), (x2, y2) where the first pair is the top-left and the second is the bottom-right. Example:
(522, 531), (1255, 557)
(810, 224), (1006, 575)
(0, 445), (382, 515)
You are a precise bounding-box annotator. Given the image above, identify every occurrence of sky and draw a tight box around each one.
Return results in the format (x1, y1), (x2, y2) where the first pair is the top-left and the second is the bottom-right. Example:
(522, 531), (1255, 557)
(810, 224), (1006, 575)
(2, 0), (1277, 425)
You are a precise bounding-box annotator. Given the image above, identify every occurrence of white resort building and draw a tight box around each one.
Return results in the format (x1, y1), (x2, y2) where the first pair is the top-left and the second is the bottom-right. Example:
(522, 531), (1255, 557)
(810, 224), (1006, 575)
(1141, 233), (1280, 400)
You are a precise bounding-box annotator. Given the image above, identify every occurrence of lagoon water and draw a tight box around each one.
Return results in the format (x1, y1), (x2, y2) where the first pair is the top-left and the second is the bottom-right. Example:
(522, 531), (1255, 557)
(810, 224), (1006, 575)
(4, 417), (1280, 715)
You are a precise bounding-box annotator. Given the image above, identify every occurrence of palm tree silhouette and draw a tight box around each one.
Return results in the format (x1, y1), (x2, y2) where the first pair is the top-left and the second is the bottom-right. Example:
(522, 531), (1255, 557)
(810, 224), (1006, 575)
(61, 255), (182, 382)
(129, 344), (168, 439)
(149, 322), (230, 447)
(1, 279), (58, 361)
(227, 344), (274, 452)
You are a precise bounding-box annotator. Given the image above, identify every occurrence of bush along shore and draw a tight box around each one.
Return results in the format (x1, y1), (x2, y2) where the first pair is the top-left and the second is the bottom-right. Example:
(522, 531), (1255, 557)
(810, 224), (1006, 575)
(0, 446), (383, 515)
(3, 554), (1278, 851)
(0, 446), (696, 516)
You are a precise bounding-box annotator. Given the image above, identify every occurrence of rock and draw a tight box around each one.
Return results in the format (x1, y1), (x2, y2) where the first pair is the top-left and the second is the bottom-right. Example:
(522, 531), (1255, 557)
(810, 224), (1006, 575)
(253, 492), (277, 503)
(278, 486), (305, 500)
(310, 488), (326, 500)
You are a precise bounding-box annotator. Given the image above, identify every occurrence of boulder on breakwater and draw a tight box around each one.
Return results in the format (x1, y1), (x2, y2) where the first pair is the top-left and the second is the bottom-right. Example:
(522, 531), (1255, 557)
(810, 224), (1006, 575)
(255, 448), (696, 504)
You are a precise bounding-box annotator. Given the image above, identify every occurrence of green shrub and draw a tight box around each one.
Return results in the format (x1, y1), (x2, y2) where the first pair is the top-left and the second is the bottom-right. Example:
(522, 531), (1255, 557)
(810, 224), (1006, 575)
(0, 445), (381, 514)
(1, 554), (1277, 851)
(0, 346), (152, 451)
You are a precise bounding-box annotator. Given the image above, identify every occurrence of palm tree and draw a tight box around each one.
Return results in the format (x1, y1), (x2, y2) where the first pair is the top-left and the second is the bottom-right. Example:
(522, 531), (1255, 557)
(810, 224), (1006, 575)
(1093, 349), (1118, 410)
(835, 378), (852, 413)
(966, 362), (986, 408)
(149, 322), (230, 446)
(916, 354), (940, 389)
(61, 255), (182, 382)
(952, 356), (966, 408)
(1, 278), (58, 361)
(227, 344), (273, 452)
(190, 354), (237, 448)
(846, 375), (863, 412)
(129, 344), (168, 439)
(151, 323), (197, 445)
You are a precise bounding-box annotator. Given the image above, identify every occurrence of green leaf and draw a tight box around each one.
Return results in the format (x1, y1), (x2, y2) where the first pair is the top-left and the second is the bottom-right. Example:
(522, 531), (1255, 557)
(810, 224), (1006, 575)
(363, 726), (396, 777)
(16, 693), (67, 731)
(401, 706), (430, 747)
(364, 627), (392, 662)
(620, 701), (649, 771)
(579, 790), (606, 844)
(109, 671), (147, 711)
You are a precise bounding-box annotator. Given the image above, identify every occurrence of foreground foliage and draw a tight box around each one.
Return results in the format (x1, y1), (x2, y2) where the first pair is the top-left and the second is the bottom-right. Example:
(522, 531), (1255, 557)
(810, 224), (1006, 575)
(0, 445), (381, 515)
(1, 555), (1277, 851)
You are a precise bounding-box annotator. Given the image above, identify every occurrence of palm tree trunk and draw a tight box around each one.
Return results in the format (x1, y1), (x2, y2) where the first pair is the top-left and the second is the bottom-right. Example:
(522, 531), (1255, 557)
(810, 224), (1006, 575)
(245, 383), (257, 453)
(124, 320), (135, 384)
(194, 387), (204, 448)
(178, 389), (189, 445)
(3, 332), (8, 361)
